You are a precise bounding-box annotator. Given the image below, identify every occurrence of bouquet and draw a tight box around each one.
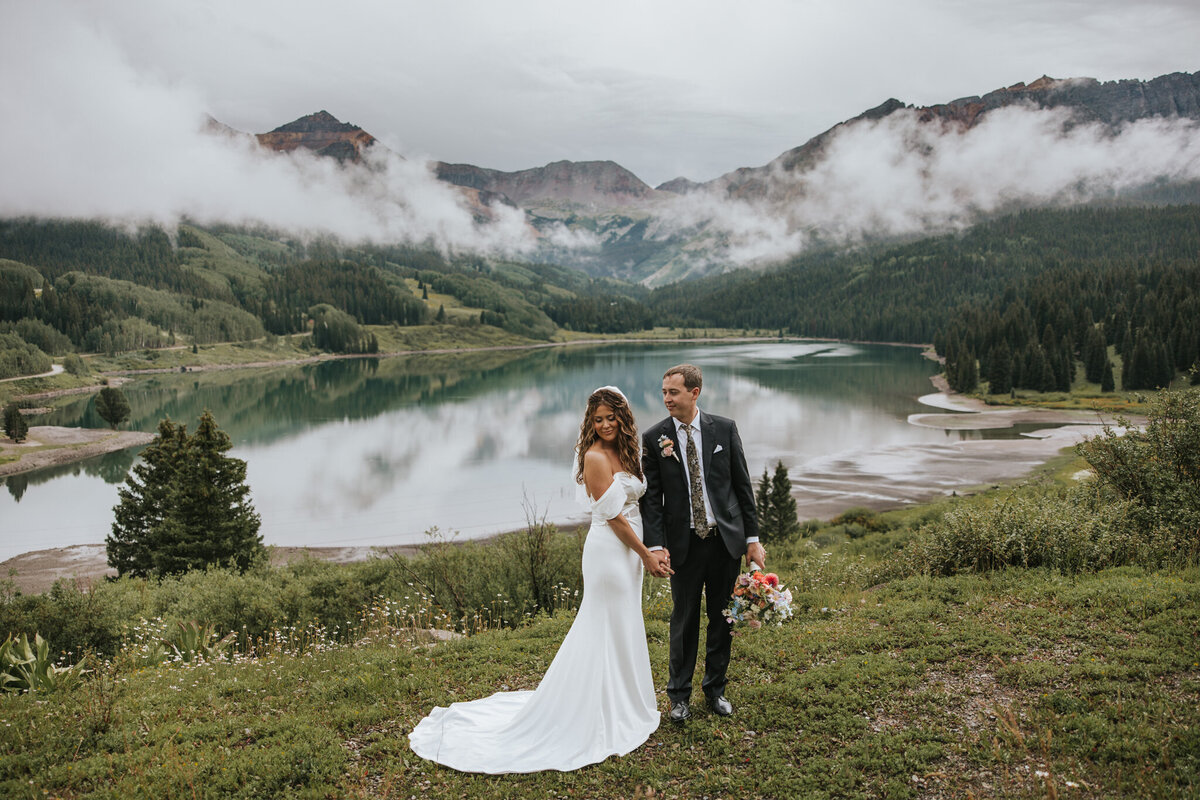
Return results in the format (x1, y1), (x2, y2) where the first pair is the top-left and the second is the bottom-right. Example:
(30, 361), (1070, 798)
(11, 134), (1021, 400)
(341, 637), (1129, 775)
(724, 564), (793, 631)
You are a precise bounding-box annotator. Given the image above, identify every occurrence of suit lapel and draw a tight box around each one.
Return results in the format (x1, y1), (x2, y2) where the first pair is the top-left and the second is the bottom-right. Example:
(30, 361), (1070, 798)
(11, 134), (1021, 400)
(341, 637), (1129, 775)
(700, 411), (716, 474)
(669, 420), (688, 493)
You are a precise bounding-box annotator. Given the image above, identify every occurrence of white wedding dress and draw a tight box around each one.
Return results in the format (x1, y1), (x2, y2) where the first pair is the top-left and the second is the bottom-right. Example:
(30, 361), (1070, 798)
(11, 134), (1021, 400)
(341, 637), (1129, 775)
(408, 471), (659, 773)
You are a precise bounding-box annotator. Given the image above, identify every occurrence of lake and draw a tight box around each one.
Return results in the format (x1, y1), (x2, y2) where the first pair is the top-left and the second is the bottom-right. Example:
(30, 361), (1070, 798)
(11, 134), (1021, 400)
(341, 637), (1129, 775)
(0, 341), (1061, 561)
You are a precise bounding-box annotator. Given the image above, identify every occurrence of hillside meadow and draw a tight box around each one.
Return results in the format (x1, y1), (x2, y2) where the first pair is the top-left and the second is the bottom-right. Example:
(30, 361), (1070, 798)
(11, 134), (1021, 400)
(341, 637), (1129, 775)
(2, 387), (1198, 799)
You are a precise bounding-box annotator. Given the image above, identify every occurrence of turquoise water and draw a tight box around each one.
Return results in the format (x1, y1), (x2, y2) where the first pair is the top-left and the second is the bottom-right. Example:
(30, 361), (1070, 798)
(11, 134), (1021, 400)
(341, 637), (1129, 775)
(1, 341), (963, 559)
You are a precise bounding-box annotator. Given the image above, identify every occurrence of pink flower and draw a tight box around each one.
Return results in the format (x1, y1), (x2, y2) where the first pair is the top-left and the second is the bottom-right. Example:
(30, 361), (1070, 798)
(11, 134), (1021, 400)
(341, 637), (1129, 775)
(657, 434), (678, 461)
(764, 573), (779, 587)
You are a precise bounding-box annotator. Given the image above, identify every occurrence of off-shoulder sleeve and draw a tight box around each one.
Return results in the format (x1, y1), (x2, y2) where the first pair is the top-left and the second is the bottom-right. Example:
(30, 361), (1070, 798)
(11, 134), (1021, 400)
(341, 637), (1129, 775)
(590, 478), (626, 520)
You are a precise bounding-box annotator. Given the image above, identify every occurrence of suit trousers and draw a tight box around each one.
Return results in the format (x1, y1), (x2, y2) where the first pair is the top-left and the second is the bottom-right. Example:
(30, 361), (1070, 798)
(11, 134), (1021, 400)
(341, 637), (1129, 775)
(667, 528), (742, 703)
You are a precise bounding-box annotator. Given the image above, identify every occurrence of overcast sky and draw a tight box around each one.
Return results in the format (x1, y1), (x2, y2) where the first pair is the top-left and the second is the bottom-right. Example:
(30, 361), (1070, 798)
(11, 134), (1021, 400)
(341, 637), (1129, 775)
(6, 0), (1198, 188)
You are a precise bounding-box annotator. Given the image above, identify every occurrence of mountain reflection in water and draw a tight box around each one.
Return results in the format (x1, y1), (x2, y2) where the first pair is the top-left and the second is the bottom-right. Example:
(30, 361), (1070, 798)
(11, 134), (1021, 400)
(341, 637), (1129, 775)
(2, 342), (1054, 560)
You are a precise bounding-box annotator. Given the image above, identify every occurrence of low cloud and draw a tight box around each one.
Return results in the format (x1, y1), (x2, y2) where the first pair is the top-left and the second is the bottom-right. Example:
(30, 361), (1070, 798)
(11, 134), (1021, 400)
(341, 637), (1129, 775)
(662, 104), (1200, 267)
(0, 4), (539, 255)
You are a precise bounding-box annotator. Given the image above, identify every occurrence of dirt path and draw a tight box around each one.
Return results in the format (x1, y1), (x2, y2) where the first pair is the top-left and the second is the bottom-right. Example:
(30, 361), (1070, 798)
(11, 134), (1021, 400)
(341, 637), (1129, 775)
(0, 364), (64, 383)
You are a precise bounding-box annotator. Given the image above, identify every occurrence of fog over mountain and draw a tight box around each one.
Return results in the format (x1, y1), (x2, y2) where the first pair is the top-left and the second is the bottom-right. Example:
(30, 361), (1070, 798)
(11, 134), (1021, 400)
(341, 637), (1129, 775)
(652, 86), (1200, 280)
(0, 4), (547, 256)
(2, 3), (1199, 284)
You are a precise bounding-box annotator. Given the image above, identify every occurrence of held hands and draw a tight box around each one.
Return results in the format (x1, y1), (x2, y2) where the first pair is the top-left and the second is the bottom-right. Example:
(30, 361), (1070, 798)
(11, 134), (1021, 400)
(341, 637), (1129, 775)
(746, 541), (766, 569)
(644, 550), (674, 578)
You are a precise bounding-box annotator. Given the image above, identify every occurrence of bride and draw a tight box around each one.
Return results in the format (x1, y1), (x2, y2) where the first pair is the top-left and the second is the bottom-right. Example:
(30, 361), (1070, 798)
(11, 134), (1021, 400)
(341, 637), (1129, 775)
(408, 386), (672, 773)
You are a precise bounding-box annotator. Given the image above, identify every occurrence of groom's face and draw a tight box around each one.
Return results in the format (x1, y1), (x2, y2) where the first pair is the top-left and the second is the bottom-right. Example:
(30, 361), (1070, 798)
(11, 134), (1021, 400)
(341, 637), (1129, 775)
(662, 374), (700, 423)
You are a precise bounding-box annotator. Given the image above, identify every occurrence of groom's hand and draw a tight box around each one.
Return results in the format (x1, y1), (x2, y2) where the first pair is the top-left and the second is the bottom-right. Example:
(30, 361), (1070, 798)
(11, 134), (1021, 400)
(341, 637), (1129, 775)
(649, 551), (673, 577)
(746, 542), (766, 569)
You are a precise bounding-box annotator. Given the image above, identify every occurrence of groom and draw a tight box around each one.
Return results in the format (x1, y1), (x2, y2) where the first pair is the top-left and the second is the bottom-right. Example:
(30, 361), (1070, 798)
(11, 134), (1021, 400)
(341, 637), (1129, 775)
(640, 363), (764, 723)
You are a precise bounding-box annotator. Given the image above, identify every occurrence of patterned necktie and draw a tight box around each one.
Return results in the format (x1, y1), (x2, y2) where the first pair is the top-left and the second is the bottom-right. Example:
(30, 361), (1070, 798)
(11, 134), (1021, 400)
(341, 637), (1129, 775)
(683, 424), (709, 538)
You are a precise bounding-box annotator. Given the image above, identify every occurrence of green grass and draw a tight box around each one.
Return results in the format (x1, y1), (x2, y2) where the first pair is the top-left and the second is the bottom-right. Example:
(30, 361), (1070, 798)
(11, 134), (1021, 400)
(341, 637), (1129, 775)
(0, 372), (96, 405)
(2, 564), (1195, 799)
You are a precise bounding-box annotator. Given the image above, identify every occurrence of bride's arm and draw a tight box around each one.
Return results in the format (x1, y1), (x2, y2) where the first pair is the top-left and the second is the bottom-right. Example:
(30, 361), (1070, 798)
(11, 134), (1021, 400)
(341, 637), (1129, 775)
(583, 453), (665, 572)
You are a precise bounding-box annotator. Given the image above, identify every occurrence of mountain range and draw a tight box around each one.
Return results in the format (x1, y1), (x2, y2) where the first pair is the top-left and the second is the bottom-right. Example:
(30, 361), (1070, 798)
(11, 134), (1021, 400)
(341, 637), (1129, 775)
(229, 70), (1200, 285)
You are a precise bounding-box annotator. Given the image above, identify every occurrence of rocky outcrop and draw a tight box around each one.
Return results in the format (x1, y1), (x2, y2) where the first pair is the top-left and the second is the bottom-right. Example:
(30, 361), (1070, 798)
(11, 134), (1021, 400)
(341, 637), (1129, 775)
(919, 72), (1200, 128)
(436, 159), (655, 208)
(255, 110), (377, 162)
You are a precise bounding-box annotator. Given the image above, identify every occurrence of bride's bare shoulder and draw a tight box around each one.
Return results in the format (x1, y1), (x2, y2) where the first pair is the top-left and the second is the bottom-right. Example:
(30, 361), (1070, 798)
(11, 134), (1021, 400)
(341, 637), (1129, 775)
(582, 446), (611, 470)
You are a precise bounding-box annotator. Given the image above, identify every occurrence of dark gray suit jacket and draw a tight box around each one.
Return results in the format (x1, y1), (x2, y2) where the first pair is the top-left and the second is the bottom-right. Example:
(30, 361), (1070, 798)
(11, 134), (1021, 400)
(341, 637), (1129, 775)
(640, 411), (759, 566)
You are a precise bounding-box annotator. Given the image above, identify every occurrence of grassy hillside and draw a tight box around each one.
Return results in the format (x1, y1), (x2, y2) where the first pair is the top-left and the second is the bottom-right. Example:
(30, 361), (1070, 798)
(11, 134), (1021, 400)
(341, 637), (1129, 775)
(3, 387), (1198, 798)
(0, 220), (654, 380)
(1, 548), (1194, 798)
(5, 208), (1199, 396)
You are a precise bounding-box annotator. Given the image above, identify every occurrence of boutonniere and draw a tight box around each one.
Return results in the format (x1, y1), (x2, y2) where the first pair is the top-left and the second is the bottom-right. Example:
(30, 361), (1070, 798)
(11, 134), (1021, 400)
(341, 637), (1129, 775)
(657, 434), (679, 462)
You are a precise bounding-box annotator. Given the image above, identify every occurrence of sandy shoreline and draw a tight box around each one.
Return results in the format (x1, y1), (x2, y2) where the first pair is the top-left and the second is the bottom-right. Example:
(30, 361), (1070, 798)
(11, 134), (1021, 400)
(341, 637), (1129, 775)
(0, 543), (425, 596)
(0, 426), (156, 478)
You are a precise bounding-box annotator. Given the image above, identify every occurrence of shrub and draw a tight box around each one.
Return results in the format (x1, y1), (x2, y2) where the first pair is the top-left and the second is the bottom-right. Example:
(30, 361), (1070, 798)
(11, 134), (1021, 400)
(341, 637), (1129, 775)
(1077, 388), (1200, 546)
(831, 506), (888, 532)
(62, 352), (88, 376)
(905, 487), (1141, 575)
(3, 524), (592, 657)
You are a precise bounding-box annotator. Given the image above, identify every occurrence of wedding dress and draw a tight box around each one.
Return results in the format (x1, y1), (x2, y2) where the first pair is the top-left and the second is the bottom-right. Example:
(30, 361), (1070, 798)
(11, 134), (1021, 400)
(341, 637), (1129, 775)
(408, 471), (660, 773)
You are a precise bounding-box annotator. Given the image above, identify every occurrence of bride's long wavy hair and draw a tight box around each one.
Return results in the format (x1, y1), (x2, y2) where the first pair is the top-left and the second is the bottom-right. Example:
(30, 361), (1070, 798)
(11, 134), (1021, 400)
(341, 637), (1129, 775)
(574, 387), (642, 484)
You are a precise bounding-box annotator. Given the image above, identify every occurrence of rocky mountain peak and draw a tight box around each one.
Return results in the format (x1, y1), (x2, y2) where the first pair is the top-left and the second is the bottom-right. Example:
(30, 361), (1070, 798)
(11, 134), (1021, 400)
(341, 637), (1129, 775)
(268, 110), (363, 134)
(256, 111), (376, 162)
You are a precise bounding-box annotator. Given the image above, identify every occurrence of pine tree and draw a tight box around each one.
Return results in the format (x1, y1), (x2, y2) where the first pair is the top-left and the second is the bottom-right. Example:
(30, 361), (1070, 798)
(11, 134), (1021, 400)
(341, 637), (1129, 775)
(953, 349), (978, 393)
(3, 402), (28, 443)
(1101, 359), (1115, 392)
(755, 467), (770, 517)
(107, 418), (188, 577)
(1084, 327), (1107, 383)
(151, 410), (262, 575)
(1127, 337), (1152, 390)
(435, 304), (446, 323)
(1155, 342), (1174, 388)
(760, 461), (799, 543)
(986, 341), (1012, 394)
(106, 412), (262, 577)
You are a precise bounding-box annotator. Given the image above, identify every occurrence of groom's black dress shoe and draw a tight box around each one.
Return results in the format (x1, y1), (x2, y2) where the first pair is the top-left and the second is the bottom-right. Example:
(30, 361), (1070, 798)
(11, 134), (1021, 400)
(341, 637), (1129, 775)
(668, 700), (691, 723)
(707, 695), (733, 717)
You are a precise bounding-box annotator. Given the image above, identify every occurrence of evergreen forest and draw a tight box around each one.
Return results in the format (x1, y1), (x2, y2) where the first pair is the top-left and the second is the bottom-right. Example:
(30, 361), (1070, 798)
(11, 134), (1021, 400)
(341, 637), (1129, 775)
(1, 206), (1199, 393)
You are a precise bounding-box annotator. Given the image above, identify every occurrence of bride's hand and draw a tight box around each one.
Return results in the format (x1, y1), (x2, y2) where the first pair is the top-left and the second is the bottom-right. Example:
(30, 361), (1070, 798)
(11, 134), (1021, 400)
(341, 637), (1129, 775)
(644, 551), (673, 577)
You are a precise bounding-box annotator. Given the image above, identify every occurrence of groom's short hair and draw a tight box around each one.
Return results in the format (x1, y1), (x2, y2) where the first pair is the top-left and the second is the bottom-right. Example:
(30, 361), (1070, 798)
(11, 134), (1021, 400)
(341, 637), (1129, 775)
(664, 363), (702, 391)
